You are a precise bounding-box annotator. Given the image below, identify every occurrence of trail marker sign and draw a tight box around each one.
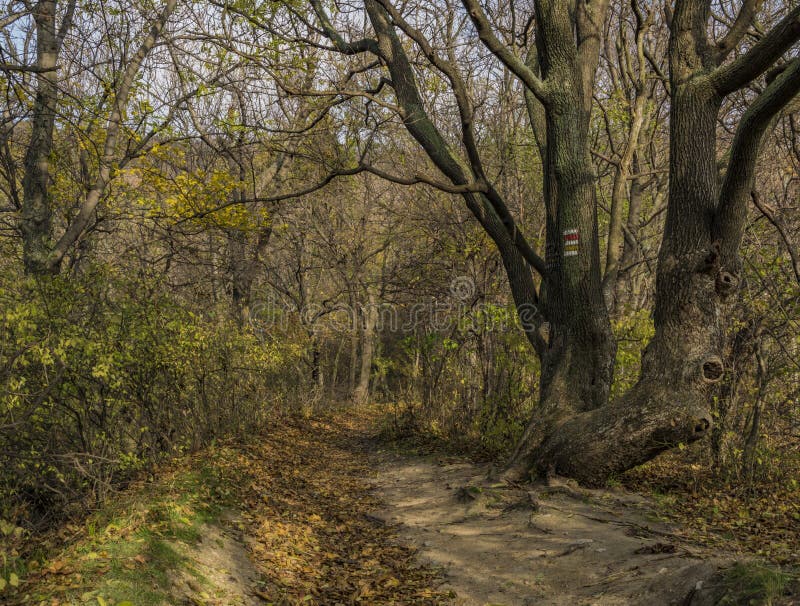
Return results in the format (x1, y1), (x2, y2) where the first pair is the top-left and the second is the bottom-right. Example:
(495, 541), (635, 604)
(564, 229), (579, 257)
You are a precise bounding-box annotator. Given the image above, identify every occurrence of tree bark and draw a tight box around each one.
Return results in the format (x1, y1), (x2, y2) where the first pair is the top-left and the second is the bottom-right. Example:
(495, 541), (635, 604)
(490, 0), (616, 474)
(20, 1), (60, 275)
(514, 0), (800, 484)
(614, 151), (645, 310)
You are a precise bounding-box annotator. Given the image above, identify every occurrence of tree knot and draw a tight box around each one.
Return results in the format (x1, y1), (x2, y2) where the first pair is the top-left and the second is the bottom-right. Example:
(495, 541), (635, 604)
(696, 240), (721, 274)
(701, 356), (724, 383)
(715, 270), (739, 297)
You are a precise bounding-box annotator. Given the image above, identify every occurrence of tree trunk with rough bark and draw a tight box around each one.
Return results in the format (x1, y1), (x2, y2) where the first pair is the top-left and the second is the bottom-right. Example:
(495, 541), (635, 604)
(513, 1), (800, 485)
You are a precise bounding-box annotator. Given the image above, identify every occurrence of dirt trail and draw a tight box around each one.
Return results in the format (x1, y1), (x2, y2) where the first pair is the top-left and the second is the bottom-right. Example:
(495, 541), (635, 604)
(21, 412), (782, 606)
(157, 414), (736, 605)
(169, 415), (757, 605)
(170, 521), (263, 606)
(18, 415), (448, 606)
(364, 445), (734, 606)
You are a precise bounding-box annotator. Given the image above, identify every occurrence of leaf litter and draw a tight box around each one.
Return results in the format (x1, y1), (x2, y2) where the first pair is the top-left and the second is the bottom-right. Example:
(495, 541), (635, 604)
(11, 414), (450, 606)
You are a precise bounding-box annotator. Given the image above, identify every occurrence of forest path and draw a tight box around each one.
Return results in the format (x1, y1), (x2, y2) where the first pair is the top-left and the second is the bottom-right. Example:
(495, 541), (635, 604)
(366, 439), (732, 606)
(22, 409), (777, 606)
(20, 414), (447, 606)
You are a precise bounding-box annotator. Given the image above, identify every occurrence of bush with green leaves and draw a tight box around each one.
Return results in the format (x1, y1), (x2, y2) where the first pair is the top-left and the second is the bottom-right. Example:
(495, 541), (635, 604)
(0, 265), (300, 525)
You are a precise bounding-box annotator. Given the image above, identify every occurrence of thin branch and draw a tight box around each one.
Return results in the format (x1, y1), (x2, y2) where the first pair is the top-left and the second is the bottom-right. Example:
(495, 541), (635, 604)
(0, 62), (57, 72)
(308, 0), (379, 55)
(751, 191), (800, 285)
(371, 0), (547, 278)
(0, 10), (25, 29)
(361, 164), (488, 194)
(176, 166), (369, 224)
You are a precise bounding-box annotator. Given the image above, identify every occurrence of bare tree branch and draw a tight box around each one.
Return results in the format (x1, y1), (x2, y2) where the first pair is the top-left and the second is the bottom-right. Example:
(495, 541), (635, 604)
(714, 0), (763, 64)
(751, 191), (800, 285)
(715, 58), (800, 263)
(460, 0), (549, 103)
(47, 0), (180, 270)
(308, 0), (379, 55)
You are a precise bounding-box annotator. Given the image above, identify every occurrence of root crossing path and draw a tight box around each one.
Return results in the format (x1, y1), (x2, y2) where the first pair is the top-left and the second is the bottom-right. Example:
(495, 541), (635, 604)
(366, 439), (731, 605)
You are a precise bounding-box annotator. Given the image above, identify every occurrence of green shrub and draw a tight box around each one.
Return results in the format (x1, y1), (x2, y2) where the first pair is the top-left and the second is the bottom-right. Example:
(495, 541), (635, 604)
(0, 264), (300, 525)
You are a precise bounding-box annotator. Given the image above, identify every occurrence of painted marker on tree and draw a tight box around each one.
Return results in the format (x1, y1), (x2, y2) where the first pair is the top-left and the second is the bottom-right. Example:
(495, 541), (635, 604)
(563, 229), (579, 257)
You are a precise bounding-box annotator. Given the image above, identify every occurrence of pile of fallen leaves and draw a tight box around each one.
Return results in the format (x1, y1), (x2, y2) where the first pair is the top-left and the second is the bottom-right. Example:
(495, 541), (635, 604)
(217, 415), (451, 604)
(623, 449), (800, 567)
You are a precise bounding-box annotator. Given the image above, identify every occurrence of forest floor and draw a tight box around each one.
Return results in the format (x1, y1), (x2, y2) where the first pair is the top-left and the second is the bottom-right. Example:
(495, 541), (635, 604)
(9, 408), (799, 606)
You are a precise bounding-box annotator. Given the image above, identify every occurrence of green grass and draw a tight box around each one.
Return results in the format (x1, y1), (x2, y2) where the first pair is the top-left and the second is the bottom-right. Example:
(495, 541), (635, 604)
(20, 450), (241, 606)
(715, 562), (792, 605)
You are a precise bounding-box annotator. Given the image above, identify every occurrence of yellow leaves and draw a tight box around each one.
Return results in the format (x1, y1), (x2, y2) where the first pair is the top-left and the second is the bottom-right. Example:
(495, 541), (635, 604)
(118, 143), (268, 230)
(626, 445), (800, 566)
(148, 167), (260, 230)
(0, 519), (27, 593)
(79, 590), (104, 603)
(46, 558), (69, 574)
(12, 416), (449, 605)
(0, 519), (23, 538)
(90, 359), (112, 380)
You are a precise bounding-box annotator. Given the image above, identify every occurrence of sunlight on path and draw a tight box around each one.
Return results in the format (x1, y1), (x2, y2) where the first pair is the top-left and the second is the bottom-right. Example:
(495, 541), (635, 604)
(368, 446), (732, 605)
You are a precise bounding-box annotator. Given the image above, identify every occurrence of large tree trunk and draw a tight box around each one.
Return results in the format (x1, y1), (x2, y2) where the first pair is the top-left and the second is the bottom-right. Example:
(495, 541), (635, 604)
(313, 0), (800, 485)
(21, 1), (59, 275)
(497, 0), (617, 476)
(510, 20), (725, 484)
